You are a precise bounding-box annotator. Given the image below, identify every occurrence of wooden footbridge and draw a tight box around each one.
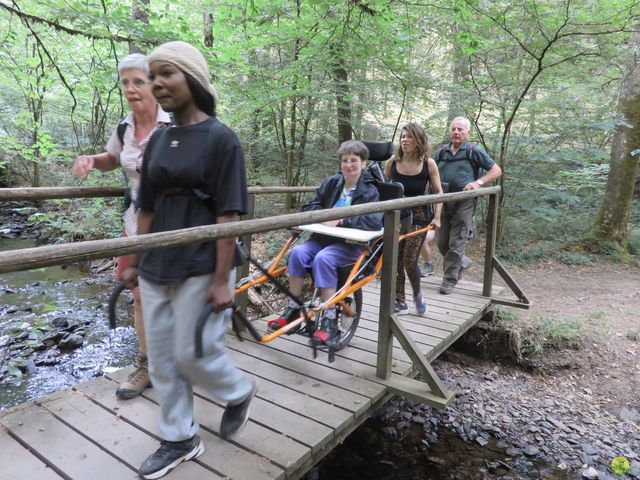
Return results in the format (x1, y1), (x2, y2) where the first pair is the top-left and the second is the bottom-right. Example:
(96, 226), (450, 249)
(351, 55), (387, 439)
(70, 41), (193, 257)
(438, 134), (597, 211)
(0, 186), (529, 480)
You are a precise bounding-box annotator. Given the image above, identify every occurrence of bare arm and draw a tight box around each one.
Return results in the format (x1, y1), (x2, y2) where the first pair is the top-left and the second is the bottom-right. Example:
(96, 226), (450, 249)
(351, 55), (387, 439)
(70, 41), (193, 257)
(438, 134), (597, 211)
(427, 158), (443, 228)
(463, 163), (502, 191)
(207, 212), (239, 312)
(72, 152), (119, 179)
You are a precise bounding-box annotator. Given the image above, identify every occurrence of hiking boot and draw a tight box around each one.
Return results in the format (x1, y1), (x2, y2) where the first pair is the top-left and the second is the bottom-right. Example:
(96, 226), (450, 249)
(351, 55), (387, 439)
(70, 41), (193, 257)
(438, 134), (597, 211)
(116, 354), (151, 400)
(420, 261), (434, 277)
(220, 379), (258, 439)
(439, 280), (455, 295)
(394, 300), (409, 315)
(311, 311), (338, 346)
(414, 292), (428, 316)
(138, 435), (204, 479)
(267, 306), (301, 332)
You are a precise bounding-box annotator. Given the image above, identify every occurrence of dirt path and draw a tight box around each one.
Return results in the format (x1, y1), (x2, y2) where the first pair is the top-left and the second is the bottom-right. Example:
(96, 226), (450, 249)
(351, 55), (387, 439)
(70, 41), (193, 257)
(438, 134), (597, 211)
(425, 251), (640, 477)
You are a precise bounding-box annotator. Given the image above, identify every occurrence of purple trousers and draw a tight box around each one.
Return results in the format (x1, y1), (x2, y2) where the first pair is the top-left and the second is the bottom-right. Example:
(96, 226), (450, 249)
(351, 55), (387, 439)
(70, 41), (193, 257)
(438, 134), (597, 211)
(286, 239), (362, 289)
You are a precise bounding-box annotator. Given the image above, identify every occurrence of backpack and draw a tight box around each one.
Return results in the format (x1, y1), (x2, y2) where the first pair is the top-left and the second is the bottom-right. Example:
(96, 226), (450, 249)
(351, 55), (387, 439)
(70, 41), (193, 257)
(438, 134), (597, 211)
(116, 120), (132, 210)
(435, 143), (481, 174)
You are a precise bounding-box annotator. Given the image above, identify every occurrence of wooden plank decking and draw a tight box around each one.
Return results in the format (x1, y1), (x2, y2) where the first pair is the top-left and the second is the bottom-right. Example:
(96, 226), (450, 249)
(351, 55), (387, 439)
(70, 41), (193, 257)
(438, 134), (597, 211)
(0, 277), (500, 480)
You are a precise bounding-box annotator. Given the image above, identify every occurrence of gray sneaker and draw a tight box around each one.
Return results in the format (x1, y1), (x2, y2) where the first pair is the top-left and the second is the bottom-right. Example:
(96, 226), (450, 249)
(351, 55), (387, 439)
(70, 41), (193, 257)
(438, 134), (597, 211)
(220, 379), (258, 439)
(420, 262), (434, 277)
(138, 435), (204, 479)
(414, 292), (428, 316)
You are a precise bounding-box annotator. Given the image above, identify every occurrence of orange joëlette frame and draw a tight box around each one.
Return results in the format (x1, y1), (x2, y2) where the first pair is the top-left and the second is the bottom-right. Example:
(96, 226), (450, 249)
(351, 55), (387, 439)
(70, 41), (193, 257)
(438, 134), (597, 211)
(236, 224), (434, 344)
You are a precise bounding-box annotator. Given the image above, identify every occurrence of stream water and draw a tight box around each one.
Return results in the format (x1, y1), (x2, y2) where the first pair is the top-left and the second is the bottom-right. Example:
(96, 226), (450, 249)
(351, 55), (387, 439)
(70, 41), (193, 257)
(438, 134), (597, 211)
(0, 238), (137, 409)
(0, 238), (574, 479)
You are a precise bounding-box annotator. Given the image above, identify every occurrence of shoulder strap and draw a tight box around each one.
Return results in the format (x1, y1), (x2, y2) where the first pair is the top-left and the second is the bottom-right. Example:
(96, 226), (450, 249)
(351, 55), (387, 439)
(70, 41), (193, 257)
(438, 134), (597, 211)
(117, 120), (127, 146)
(466, 143), (480, 179)
(422, 157), (431, 194)
(434, 147), (444, 167)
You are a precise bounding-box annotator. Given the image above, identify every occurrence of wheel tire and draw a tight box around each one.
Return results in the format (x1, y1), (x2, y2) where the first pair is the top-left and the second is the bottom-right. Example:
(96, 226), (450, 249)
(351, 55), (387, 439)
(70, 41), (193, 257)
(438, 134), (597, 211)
(333, 289), (362, 350)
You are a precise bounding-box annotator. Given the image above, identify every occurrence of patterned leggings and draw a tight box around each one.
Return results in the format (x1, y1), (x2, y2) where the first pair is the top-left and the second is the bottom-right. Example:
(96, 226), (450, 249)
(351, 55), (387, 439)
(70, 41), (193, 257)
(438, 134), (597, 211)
(395, 207), (427, 302)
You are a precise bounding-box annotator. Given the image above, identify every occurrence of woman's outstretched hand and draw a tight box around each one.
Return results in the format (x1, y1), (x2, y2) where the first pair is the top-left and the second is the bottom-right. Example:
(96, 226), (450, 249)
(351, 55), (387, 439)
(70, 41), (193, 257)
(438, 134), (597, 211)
(72, 155), (95, 179)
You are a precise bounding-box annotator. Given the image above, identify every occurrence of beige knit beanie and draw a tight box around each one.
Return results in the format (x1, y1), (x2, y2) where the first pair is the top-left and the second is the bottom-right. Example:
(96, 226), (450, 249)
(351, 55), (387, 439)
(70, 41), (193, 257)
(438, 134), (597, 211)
(148, 41), (218, 102)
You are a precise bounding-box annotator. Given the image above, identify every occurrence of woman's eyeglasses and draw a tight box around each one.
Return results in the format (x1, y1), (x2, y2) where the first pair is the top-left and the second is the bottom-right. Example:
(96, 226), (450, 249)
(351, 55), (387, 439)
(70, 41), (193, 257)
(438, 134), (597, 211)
(119, 79), (151, 90)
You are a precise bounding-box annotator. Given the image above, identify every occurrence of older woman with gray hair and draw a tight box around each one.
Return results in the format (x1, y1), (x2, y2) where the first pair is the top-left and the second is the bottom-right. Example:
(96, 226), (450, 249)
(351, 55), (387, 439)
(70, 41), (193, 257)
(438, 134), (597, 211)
(72, 53), (170, 400)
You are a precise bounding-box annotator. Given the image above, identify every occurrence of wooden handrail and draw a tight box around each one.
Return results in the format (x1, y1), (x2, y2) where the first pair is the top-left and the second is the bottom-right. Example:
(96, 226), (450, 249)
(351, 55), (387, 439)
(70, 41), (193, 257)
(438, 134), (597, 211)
(0, 187), (499, 274)
(0, 185), (316, 201)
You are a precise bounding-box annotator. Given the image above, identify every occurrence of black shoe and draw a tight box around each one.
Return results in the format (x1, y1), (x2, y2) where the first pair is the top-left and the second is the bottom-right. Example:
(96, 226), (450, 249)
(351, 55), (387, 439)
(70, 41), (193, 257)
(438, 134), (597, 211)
(311, 312), (338, 346)
(220, 380), (257, 439)
(267, 306), (301, 332)
(138, 435), (204, 480)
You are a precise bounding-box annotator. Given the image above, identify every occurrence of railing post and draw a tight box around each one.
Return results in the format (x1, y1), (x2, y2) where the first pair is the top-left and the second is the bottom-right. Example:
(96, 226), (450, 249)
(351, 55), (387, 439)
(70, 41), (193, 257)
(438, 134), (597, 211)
(376, 209), (399, 379)
(235, 193), (256, 324)
(482, 193), (498, 297)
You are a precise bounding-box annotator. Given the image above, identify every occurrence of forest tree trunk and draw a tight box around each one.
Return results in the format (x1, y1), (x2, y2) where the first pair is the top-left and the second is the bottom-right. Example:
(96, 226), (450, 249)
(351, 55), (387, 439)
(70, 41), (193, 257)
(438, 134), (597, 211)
(332, 45), (352, 144)
(588, 32), (640, 253)
(129, 0), (149, 54)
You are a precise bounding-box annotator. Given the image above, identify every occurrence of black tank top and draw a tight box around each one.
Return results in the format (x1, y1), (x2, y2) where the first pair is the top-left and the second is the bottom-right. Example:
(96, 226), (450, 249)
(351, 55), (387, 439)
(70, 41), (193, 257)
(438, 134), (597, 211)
(391, 160), (429, 197)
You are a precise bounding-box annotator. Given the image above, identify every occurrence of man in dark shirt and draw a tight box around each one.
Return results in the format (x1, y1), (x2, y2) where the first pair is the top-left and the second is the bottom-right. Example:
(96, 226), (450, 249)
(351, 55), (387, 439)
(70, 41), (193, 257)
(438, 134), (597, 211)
(435, 117), (502, 294)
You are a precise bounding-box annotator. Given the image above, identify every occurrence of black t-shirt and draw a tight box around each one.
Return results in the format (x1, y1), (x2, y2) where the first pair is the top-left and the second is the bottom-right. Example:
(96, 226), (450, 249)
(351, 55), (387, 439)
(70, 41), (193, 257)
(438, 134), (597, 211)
(137, 117), (248, 284)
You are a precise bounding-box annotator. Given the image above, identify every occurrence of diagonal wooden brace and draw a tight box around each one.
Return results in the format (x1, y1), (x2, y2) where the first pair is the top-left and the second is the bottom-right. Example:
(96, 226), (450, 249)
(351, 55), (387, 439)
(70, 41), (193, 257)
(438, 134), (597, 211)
(388, 314), (454, 408)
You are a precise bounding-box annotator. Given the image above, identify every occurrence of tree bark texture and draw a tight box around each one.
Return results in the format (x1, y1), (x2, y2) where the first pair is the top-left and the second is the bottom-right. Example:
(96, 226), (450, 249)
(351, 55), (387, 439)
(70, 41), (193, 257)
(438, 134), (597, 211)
(129, 0), (150, 54)
(590, 32), (640, 252)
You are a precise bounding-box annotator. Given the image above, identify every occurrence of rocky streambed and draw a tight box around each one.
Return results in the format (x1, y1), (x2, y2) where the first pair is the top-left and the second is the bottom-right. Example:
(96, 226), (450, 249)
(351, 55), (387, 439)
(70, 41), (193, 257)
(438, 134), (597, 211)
(317, 354), (638, 480)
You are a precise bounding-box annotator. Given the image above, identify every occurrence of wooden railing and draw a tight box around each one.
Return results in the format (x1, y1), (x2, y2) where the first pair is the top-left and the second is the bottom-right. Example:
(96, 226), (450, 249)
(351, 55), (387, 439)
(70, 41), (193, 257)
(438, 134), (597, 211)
(0, 185), (511, 408)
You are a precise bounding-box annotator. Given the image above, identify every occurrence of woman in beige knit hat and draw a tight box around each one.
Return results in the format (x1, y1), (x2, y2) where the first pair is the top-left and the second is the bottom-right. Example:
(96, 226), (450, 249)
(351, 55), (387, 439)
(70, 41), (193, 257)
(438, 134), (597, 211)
(121, 41), (256, 480)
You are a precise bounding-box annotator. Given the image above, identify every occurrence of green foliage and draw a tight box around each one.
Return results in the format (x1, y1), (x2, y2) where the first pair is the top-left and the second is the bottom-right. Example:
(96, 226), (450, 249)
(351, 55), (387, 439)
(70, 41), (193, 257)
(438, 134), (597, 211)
(28, 197), (121, 242)
(496, 309), (518, 322)
(627, 330), (640, 341)
(521, 314), (587, 355)
(555, 251), (595, 266)
(0, 0), (638, 262)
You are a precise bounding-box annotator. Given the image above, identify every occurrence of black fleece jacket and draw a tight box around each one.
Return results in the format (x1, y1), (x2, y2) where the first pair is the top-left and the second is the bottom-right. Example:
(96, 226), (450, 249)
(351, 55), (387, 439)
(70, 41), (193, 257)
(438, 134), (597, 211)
(302, 171), (383, 231)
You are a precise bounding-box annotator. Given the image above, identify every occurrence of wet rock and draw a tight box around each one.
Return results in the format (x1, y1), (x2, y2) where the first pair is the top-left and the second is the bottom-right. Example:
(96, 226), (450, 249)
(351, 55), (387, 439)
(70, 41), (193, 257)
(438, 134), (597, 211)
(58, 333), (83, 350)
(34, 350), (61, 366)
(382, 427), (397, 439)
(50, 317), (68, 329)
(476, 436), (489, 447)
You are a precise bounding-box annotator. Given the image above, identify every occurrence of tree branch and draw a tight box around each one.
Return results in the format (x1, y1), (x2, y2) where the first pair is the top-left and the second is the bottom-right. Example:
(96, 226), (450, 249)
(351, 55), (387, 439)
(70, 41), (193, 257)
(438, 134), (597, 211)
(0, 1), (154, 44)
